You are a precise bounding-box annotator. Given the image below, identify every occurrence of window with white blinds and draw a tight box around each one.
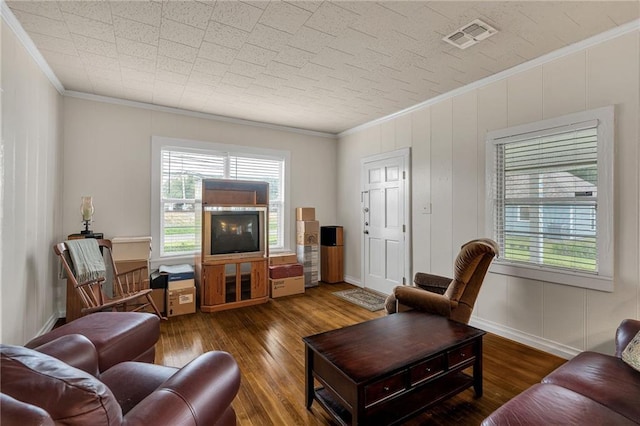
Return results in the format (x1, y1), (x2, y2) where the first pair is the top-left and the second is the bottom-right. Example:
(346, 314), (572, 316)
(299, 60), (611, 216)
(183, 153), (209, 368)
(152, 137), (288, 259)
(486, 106), (614, 291)
(160, 150), (224, 256)
(229, 156), (285, 248)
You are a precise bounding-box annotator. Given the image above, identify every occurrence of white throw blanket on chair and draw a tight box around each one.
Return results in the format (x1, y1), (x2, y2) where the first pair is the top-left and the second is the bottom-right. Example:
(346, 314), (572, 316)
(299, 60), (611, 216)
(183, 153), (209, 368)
(65, 239), (107, 283)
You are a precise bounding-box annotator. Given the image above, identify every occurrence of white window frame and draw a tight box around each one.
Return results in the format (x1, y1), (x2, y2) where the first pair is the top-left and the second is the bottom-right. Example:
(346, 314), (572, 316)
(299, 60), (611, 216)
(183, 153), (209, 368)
(151, 136), (291, 264)
(486, 106), (614, 292)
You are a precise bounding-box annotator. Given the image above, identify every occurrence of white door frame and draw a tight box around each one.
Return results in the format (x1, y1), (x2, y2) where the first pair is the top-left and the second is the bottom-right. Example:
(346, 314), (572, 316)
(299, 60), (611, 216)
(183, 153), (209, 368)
(360, 147), (411, 293)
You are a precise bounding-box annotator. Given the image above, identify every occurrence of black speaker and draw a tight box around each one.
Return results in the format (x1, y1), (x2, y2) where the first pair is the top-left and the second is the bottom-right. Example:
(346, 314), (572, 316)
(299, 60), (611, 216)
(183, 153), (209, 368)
(321, 226), (343, 246)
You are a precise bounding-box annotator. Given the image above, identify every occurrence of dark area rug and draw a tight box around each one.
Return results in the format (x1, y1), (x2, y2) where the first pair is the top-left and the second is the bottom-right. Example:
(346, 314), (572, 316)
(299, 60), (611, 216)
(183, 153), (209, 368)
(333, 288), (387, 312)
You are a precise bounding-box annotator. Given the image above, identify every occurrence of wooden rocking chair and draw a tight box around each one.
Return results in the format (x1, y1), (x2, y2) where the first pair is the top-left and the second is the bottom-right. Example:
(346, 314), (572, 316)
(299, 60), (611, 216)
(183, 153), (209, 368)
(54, 239), (165, 320)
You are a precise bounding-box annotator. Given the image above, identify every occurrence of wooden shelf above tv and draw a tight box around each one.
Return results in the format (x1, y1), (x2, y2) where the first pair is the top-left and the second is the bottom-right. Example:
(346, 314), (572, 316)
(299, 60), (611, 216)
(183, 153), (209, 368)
(202, 179), (268, 206)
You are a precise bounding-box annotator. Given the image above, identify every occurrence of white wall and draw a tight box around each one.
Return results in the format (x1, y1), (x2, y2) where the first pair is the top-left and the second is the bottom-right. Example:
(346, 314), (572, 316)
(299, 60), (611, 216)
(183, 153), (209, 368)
(1, 20), (64, 345)
(338, 31), (640, 357)
(62, 97), (337, 310)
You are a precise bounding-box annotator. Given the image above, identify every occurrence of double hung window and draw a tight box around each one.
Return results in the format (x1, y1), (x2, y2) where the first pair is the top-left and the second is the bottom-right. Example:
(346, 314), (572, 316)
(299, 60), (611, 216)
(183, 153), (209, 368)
(152, 137), (288, 260)
(486, 106), (614, 291)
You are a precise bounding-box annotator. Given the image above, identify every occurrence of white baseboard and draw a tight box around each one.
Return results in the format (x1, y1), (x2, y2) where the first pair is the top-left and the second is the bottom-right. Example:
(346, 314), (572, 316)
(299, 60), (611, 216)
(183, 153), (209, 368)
(35, 311), (63, 338)
(469, 317), (580, 360)
(343, 275), (361, 287)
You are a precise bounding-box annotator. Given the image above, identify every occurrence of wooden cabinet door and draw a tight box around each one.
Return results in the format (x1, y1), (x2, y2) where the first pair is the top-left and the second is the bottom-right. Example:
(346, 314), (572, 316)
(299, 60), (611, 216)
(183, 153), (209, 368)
(251, 259), (267, 298)
(202, 264), (226, 306)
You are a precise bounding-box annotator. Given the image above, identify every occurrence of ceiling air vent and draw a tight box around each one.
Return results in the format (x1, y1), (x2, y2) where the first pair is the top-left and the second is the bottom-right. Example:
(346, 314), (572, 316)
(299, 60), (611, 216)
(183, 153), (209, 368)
(443, 19), (498, 50)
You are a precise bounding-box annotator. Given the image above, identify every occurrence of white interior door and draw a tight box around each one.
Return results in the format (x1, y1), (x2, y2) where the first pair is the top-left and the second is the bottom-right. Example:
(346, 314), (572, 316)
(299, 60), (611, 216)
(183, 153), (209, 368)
(361, 148), (410, 295)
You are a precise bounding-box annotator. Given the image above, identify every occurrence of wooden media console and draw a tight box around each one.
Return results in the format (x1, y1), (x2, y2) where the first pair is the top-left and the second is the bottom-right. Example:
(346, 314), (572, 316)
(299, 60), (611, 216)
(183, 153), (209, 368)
(196, 179), (269, 312)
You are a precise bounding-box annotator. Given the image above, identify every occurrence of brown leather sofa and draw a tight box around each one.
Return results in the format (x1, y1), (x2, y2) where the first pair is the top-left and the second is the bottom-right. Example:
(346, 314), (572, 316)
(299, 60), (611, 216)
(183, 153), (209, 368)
(483, 319), (640, 425)
(1, 333), (241, 425)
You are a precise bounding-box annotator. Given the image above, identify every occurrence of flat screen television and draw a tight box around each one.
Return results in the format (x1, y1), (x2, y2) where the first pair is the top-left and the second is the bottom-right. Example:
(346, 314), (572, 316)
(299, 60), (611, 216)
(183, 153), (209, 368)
(203, 207), (266, 259)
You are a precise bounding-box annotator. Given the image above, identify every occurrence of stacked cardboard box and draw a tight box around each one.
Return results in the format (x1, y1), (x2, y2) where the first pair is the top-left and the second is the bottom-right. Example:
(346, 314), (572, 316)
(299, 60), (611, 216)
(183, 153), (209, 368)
(159, 264), (196, 317)
(269, 252), (298, 266)
(112, 236), (154, 311)
(296, 207), (319, 288)
(268, 253), (304, 298)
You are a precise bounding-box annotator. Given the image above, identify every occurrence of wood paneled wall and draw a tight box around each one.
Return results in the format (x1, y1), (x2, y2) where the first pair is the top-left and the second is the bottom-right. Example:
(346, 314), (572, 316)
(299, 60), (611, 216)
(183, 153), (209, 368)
(338, 31), (640, 357)
(1, 20), (64, 345)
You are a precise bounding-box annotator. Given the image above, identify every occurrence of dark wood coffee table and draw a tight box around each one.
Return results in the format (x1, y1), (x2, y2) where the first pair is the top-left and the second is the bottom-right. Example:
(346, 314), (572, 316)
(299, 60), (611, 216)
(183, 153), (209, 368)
(303, 311), (486, 425)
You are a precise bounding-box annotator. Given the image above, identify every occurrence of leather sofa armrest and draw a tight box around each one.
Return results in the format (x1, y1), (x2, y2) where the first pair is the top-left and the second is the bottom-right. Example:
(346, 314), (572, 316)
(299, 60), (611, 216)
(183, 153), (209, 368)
(101, 362), (177, 415)
(1, 393), (54, 426)
(615, 319), (640, 357)
(122, 351), (241, 426)
(34, 334), (99, 376)
(413, 272), (451, 295)
(395, 286), (452, 317)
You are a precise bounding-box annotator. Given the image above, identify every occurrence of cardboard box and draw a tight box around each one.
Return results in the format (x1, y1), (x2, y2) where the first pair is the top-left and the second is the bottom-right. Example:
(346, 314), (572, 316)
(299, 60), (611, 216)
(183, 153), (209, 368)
(296, 220), (319, 234)
(270, 276), (305, 298)
(111, 236), (151, 261)
(296, 220), (319, 245)
(168, 278), (195, 291)
(296, 207), (315, 221)
(269, 252), (298, 266)
(167, 287), (196, 317)
(296, 232), (319, 245)
(269, 263), (303, 279)
(115, 259), (149, 276)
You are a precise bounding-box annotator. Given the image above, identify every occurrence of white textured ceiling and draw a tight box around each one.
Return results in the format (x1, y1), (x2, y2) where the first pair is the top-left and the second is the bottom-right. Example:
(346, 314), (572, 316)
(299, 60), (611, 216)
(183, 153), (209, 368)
(6, 1), (640, 134)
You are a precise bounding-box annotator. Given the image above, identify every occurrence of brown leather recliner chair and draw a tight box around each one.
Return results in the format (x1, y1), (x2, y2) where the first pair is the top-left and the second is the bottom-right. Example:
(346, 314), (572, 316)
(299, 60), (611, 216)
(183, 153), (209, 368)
(1, 334), (241, 426)
(385, 238), (499, 324)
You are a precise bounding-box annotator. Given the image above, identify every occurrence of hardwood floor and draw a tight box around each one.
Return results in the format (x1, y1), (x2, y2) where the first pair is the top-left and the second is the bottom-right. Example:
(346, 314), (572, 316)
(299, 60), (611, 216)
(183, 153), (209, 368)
(156, 283), (565, 425)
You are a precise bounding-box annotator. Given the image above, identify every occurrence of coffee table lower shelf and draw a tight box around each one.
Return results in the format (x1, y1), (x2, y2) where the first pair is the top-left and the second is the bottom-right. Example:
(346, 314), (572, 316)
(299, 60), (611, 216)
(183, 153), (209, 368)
(313, 371), (475, 426)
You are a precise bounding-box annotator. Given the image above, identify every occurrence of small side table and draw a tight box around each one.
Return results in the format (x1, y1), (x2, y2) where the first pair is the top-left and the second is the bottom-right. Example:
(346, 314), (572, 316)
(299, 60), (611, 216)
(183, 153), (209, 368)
(67, 232), (104, 240)
(65, 232), (103, 322)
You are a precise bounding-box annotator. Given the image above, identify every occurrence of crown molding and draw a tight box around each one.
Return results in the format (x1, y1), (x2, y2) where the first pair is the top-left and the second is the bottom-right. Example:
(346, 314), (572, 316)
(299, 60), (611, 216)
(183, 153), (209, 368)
(339, 18), (640, 138)
(1, 0), (64, 94)
(64, 91), (337, 139)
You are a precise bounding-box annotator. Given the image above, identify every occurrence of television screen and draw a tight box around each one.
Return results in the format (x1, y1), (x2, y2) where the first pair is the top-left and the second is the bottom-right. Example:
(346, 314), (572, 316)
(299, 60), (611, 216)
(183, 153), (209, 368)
(210, 211), (260, 255)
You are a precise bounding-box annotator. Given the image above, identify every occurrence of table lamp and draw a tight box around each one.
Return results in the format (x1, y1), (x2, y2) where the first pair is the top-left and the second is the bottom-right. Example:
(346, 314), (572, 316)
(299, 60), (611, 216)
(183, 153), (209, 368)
(80, 196), (94, 235)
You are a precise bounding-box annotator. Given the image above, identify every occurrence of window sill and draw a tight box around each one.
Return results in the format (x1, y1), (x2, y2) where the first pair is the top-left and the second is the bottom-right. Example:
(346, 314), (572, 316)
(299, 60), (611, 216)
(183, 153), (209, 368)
(489, 261), (613, 292)
(268, 248), (291, 254)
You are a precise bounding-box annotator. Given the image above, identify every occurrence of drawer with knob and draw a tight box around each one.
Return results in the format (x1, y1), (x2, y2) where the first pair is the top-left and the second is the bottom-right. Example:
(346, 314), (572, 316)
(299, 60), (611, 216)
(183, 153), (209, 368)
(447, 343), (476, 368)
(364, 371), (406, 407)
(409, 354), (445, 385)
